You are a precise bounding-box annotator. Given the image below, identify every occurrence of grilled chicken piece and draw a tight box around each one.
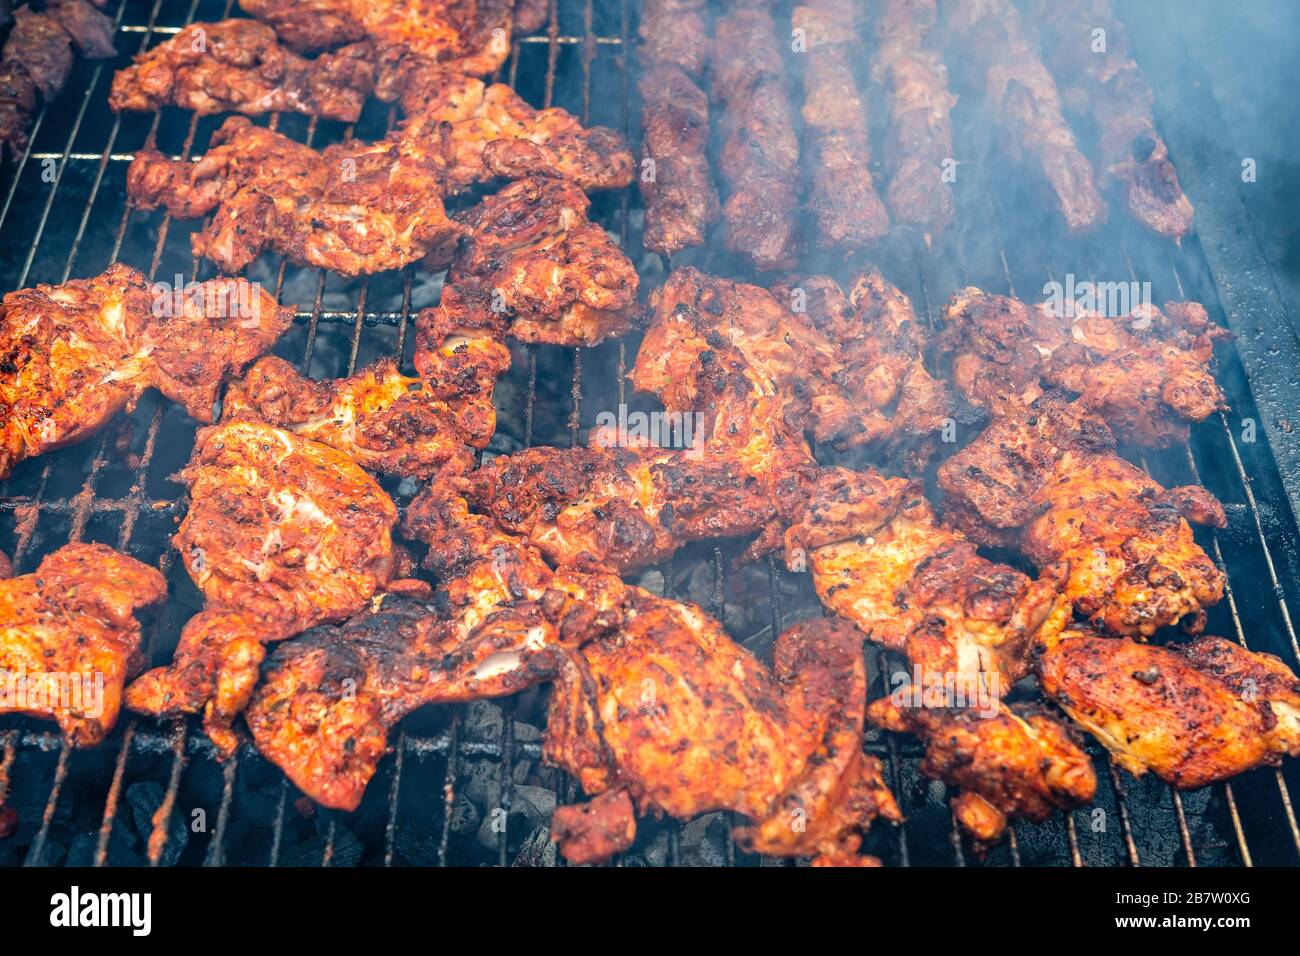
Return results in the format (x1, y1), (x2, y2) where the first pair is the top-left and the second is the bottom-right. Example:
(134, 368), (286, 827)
(432, 176), (639, 346)
(109, 19), (375, 121)
(1027, 0), (1193, 241)
(710, 4), (801, 271)
(868, 696), (1096, 843)
(0, 264), (292, 481)
(1039, 628), (1300, 788)
(872, 0), (957, 241)
(792, 0), (889, 251)
(0, 550), (10, 579)
(397, 71), (635, 193)
(785, 467), (1069, 700)
(0, 544), (165, 746)
(940, 287), (1227, 446)
(125, 420), (398, 751)
(244, 485), (633, 809)
(466, 341), (816, 572)
(637, 63), (720, 257)
(548, 613), (902, 866)
(634, 267), (950, 456)
(127, 116), (464, 276)
(942, 0), (1105, 233)
(938, 392), (1226, 635)
(1, 4), (113, 159)
(239, 0), (514, 79)
(223, 354), (491, 480)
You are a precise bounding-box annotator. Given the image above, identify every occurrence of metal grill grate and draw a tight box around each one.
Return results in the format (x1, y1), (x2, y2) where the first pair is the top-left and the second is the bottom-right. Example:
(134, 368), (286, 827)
(1, 0), (1298, 867)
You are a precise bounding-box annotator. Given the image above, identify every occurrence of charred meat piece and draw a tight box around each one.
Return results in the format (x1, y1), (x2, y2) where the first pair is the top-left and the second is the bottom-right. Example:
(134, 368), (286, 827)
(940, 287), (1227, 446)
(868, 696), (1096, 844)
(46, 0), (116, 58)
(634, 267), (950, 455)
(1027, 0), (1193, 240)
(938, 392), (1226, 636)
(784, 467), (1069, 700)
(872, 0), (957, 241)
(547, 611), (902, 866)
(125, 420), (400, 751)
(239, 0), (514, 79)
(0, 6), (79, 159)
(243, 484), (633, 809)
(110, 19), (375, 121)
(637, 63), (720, 257)
(1039, 627), (1300, 789)
(170, 419), (399, 635)
(463, 350), (815, 573)
(432, 176), (639, 346)
(0, 264), (292, 481)
(943, 0), (1105, 233)
(397, 71), (635, 193)
(792, 0), (889, 251)
(223, 355), (487, 480)
(0, 544), (165, 746)
(127, 115), (464, 276)
(710, 4), (801, 271)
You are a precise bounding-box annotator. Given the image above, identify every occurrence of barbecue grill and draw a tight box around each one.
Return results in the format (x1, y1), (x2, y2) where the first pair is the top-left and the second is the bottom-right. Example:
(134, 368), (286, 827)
(1, 0), (1298, 869)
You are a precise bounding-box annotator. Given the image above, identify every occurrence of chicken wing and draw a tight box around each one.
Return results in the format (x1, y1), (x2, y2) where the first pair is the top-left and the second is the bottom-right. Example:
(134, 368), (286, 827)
(867, 696), (1096, 843)
(0, 544), (166, 746)
(940, 287), (1227, 446)
(938, 391), (1226, 635)
(431, 176), (639, 346)
(1039, 627), (1300, 788)
(784, 467), (1069, 700)
(547, 613), (902, 866)
(109, 19), (375, 121)
(0, 264), (292, 481)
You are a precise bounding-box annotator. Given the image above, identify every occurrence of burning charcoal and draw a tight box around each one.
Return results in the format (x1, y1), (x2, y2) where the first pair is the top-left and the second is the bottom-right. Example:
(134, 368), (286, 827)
(126, 781), (188, 867)
(475, 785), (556, 851)
(281, 825), (363, 866)
(679, 813), (729, 867)
(65, 820), (142, 867)
(460, 759), (501, 812)
(446, 793), (480, 837)
(512, 823), (557, 867)
(462, 700), (505, 744)
(394, 822), (442, 865)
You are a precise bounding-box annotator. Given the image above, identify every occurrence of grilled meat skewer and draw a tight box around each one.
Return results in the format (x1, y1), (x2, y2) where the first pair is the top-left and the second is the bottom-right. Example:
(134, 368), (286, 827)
(793, 0), (889, 251)
(872, 0), (957, 242)
(1026, 0), (1194, 241)
(710, 2), (801, 271)
(942, 0), (1105, 233)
